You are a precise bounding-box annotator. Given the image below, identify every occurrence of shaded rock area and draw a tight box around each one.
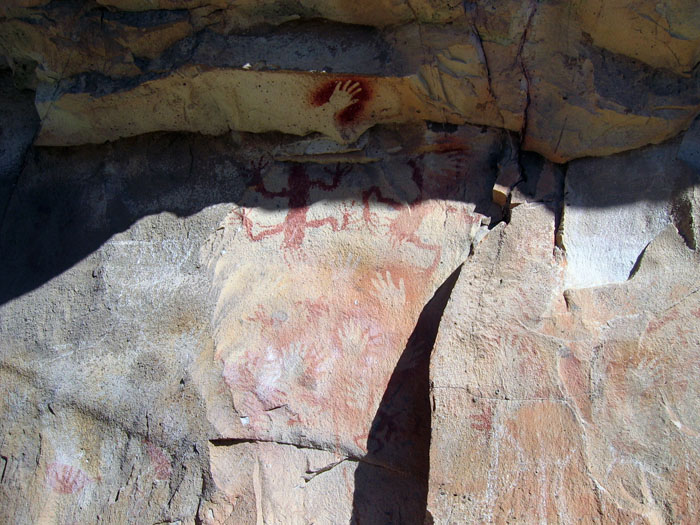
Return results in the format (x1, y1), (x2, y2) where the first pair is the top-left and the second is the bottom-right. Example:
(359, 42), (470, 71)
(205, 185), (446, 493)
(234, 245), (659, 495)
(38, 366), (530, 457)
(562, 139), (697, 289)
(0, 1), (699, 524)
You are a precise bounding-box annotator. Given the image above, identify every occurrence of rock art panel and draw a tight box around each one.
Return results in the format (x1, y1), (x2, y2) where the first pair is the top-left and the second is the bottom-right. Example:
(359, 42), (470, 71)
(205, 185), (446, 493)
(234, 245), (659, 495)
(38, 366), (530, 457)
(199, 126), (500, 520)
(205, 154), (483, 455)
(561, 231), (700, 523)
(1, 2), (700, 523)
(0, 127), (230, 524)
(5, 0), (699, 159)
(0, 400), (204, 525)
(34, 69), (430, 146)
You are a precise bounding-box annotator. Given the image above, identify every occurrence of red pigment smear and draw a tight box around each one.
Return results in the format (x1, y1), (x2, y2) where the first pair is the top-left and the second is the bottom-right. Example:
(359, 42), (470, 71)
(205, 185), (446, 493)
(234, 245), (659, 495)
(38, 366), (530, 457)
(431, 137), (470, 154)
(145, 442), (172, 480)
(310, 78), (373, 125)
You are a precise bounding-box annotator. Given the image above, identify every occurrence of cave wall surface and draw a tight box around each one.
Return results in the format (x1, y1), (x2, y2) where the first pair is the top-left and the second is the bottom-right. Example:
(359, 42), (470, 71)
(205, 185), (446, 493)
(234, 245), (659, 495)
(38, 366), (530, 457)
(0, 1), (699, 524)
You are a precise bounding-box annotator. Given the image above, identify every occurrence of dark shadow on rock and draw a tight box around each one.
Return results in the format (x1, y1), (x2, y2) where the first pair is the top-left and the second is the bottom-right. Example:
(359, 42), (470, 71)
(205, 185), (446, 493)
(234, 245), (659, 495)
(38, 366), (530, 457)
(0, 115), (501, 305)
(0, 133), (250, 304)
(0, 70), (39, 234)
(4, 65), (696, 307)
(350, 264), (462, 524)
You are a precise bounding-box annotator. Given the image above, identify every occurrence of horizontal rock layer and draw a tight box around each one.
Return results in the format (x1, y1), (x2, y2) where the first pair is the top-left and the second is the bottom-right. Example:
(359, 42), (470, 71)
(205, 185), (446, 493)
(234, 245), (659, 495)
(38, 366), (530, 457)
(1, 0), (699, 160)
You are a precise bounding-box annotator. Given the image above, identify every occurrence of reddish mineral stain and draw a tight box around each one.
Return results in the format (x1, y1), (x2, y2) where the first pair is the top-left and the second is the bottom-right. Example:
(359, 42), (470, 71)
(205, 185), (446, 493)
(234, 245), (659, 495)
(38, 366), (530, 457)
(430, 137), (470, 154)
(310, 78), (373, 125)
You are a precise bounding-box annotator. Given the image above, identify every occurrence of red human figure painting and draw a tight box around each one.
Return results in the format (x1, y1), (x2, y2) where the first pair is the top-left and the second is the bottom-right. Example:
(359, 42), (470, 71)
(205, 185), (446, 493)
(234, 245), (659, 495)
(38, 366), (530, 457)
(236, 161), (354, 255)
(362, 154), (442, 273)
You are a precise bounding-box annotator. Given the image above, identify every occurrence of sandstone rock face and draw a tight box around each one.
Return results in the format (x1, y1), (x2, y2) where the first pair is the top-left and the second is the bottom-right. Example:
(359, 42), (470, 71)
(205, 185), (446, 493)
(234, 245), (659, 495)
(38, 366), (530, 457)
(1, 2), (699, 524)
(198, 125), (499, 524)
(428, 188), (700, 522)
(1, 0), (699, 159)
(0, 127), (233, 523)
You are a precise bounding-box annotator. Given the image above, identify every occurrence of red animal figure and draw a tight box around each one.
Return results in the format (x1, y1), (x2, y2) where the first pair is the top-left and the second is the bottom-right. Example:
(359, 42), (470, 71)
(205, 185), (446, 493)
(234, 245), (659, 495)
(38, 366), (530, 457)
(237, 160), (353, 255)
(362, 155), (442, 273)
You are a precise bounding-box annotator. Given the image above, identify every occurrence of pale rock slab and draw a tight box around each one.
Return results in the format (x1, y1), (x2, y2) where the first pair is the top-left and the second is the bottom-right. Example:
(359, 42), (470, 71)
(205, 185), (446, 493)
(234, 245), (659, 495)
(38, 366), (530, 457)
(521, 0), (700, 162)
(428, 204), (581, 523)
(3, 0), (698, 159)
(202, 440), (426, 524)
(428, 202), (700, 523)
(560, 227), (700, 524)
(205, 169), (478, 449)
(561, 140), (696, 289)
(0, 131), (239, 524)
(575, 0), (700, 75)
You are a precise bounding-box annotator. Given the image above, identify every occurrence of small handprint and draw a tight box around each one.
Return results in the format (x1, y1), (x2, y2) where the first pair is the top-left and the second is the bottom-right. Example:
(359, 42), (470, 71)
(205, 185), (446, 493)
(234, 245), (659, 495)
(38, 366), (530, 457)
(439, 150), (467, 178)
(333, 252), (361, 277)
(46, 463), (90, 494)
(630, 356), (665, 390)
(325, 80), (362, 115)
(371, 270), (406, 309)
(339, 320), (371, 353)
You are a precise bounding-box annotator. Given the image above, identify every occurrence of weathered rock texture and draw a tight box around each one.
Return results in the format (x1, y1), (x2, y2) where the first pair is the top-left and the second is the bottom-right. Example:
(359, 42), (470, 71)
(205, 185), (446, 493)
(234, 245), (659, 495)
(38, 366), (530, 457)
(1, 1), (699, 524)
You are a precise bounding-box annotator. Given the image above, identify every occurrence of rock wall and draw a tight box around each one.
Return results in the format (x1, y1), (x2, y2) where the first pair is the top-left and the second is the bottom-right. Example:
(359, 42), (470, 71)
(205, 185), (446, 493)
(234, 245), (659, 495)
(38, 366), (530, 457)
(0, 1), (699, 524)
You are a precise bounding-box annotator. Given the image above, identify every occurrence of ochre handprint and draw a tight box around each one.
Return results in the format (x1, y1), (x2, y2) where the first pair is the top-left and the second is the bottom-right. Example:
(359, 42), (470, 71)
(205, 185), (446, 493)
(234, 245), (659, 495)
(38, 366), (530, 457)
(371, 270), (406, 309)
(310, 77), (371, 126)
(325, 80), (362, 115)
(46, 462), (90, 494)
(339, 320), (372, 354)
